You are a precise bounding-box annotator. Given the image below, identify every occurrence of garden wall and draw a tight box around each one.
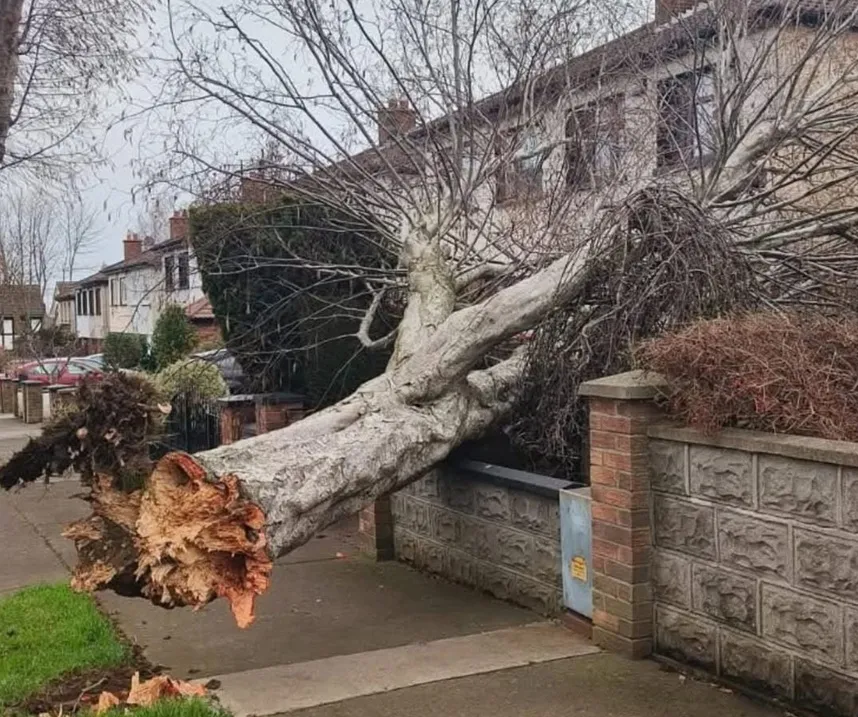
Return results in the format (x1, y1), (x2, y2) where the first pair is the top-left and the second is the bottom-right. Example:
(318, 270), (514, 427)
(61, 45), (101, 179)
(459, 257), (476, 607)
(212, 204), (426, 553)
(391, 461), (575, 614)
(648, 426), (858, 715)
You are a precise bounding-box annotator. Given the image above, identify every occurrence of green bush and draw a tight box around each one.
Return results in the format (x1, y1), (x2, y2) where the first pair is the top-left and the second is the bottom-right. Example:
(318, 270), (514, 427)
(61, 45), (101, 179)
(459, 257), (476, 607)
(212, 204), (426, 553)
(103, 332), (149, 369)
(152, 305), (197, 370)
(190, 200), (396, 407)
(156, 358), (228, 399)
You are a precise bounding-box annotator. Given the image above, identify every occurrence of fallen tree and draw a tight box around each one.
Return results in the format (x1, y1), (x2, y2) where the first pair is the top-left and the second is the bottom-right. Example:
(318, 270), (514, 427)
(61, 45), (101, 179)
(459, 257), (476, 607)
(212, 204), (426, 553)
(7, 0), (858, 628)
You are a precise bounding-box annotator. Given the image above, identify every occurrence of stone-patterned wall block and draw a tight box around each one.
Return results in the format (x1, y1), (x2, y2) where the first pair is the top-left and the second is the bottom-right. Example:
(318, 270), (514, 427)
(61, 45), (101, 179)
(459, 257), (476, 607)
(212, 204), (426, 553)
(761, 584), (842, 665)
(842, 468), (858, 531)
(653, 495), (716, 559)
(474, 484), (511, 522)
(691, 564), (757, 632)
(759, 456), (837, 526)
(689, 446), (752, 507)
(655, 606), (717, 670)
(651, 550), (691, 608)
(650, 440), (685, 495)
(719, 630), (793, 698)
(795, 528), (858, 599)
(718, 512), (789, 580)
(795, 659), (858, 717)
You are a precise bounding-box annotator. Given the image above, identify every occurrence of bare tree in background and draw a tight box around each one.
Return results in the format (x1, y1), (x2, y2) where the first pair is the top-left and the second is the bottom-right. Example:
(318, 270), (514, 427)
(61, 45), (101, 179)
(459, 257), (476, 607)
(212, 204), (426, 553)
(0, 190), (98, 291)
(0, 0), (153, 178)
(17, 0), (858, 626)
(59, 197), (98, 282)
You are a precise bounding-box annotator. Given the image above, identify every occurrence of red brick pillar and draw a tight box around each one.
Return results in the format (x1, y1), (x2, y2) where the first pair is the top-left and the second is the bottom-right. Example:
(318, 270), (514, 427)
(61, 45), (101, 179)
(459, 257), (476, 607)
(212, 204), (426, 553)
(218, 395), (255, 444)
(255, 392), (305, 434)
(22, 381), (44, 424)
(359, 496), (394, 561)
(578, 370), (665, 659)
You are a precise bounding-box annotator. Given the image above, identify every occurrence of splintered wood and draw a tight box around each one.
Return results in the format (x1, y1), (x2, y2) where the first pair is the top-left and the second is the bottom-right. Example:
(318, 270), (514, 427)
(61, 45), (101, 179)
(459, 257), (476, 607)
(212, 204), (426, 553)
(94, 672), (207, 714)
(63, 453), (273, 628)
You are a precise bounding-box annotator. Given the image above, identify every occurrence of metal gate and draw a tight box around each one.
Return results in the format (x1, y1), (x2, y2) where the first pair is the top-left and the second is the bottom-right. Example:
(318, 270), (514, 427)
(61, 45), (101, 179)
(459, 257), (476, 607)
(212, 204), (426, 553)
(559, 486), (593, 618)
(155, 391), (221, 456)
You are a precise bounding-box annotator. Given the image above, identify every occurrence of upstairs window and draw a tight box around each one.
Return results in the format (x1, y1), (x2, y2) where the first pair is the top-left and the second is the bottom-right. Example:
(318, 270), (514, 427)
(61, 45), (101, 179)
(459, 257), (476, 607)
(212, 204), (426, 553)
(165, 255), (175, 293)
(495, 125), (544, 204)
(657, 69), (716, 167)
(110, 277), (128, 306)
(566, 95), (624, 190)
(1, 319), (13, 349)
(177, 253), (190, 290)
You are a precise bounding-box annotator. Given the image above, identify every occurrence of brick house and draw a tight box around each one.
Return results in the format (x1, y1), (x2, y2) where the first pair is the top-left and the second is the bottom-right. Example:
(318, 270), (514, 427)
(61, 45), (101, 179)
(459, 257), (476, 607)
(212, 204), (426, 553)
(0, 284), (45, 351)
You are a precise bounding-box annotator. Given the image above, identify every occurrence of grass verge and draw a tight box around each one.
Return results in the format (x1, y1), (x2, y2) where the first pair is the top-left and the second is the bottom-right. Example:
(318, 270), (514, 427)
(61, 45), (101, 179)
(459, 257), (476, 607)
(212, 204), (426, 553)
(0, 583), (128, 707)
(100, 698), (231, 717)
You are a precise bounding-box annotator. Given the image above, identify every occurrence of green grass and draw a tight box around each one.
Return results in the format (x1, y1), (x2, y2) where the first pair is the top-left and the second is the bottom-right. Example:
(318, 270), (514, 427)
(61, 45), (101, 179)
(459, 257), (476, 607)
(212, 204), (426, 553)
(0, 583), (129, 706)
(101, 698), (230, 717)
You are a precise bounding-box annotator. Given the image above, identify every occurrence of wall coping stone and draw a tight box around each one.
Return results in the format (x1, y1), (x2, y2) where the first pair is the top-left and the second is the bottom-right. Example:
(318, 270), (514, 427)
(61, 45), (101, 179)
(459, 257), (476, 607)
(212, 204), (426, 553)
(650, 423), (858, 468)
(453, 459), (581, 499)
(578, 370), (667, 400)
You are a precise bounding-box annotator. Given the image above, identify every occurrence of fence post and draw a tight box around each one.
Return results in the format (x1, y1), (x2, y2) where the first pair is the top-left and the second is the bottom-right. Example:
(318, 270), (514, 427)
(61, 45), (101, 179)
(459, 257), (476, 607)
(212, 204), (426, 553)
(578, 370), (666, 659)
(255, 392), (306, 434)
(0, 377), (15, 414)
(22, 381), (44, 424)
(217, 395), (256, 444)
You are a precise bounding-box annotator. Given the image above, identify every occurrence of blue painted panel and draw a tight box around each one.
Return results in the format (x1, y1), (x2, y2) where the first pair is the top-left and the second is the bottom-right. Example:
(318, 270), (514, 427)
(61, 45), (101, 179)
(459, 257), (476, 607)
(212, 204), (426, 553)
(559, 486), (593, 618)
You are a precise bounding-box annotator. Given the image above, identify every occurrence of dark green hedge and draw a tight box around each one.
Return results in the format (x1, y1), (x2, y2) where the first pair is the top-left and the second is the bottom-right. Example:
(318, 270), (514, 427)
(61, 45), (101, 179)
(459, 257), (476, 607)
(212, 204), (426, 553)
(190, 200), (396, 408)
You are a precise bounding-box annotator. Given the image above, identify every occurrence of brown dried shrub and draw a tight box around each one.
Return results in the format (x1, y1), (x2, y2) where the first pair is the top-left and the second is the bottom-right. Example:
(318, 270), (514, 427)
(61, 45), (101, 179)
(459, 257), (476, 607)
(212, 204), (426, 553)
(635, 312), (858, 441)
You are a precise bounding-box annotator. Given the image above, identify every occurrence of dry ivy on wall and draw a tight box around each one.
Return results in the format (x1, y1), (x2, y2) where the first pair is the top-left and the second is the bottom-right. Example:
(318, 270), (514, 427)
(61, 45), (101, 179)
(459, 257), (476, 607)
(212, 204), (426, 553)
(504, 188), (760, 479)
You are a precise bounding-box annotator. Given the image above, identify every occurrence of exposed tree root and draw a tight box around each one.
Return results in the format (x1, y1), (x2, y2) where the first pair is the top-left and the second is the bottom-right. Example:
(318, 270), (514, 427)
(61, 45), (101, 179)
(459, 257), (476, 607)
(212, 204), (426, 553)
(64, 453), (272, 628)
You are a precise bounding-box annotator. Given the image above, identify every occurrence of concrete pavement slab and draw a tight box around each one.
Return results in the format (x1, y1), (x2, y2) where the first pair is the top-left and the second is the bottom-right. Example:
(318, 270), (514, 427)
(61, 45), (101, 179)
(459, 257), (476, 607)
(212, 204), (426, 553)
(102, 530), (537, 678)
(209, 623), (598, 717)
(286, 652), (787, 717)
(0, 495), (68, 594)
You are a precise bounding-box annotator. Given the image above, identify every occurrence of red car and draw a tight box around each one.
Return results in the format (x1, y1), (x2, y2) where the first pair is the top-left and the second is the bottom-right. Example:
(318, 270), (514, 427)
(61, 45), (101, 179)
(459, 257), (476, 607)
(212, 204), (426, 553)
(15, 358), (103, 386)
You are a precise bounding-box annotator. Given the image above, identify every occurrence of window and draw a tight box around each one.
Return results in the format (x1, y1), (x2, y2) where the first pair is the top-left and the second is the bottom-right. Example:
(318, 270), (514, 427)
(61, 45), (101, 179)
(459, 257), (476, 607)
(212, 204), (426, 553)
(94, 288), (101, 316)
(29, 317), (41, 331)
(1, 318), (13, 349)
(566, 96), (624, 190)
(177, 253), (190, 290)
(495, 125), (544, 203)
(657, 69), (716, 167)
(165, 255), (175, 293)
(76, 293), (82, 316)
(110, 277), (127, 306)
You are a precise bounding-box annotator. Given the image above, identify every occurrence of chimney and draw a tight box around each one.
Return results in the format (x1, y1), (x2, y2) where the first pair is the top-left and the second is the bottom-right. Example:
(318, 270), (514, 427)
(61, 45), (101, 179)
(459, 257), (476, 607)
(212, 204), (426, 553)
(655, 0), (698, 23)
(377, 98), (417, 145)
(123, 231), (143, 262)
(169, 209), (189, 242)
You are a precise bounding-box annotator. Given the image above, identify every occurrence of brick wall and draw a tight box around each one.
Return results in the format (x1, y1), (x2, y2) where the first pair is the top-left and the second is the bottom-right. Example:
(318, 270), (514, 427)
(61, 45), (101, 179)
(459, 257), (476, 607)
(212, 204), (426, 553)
(649, 425), (858, 716)
(391, 462), (567, 614)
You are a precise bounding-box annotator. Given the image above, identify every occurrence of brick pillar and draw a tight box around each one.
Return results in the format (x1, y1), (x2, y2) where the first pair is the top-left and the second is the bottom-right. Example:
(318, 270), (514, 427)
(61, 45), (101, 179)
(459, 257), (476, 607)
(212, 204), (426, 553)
(255, 392), (306, 434)
(14, 380), (22, 418)
(54, 387), (78, 414)
(359, 496), (395, 560)
(578, 370), (666, 659)
(0, 377), (16, 414)
(218, 395), (255, 444)
(22, 381), (44, 424)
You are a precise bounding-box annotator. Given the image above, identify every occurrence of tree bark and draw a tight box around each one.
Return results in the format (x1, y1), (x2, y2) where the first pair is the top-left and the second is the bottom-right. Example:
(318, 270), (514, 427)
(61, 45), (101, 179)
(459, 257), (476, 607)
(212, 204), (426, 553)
(65, 245), (590, 627)
(0, 0), (22, 166)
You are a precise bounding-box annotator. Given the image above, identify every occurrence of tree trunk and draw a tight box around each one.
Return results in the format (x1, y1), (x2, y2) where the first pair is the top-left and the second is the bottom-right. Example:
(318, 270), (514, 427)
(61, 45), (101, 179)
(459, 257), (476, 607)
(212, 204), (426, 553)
(66, 242), (590, 627)
(0, 0), (22, 166)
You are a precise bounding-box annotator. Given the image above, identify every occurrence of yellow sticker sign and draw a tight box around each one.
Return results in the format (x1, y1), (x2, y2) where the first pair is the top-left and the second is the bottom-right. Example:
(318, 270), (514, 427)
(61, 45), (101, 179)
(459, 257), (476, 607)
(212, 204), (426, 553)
(571, 556), (587, 582)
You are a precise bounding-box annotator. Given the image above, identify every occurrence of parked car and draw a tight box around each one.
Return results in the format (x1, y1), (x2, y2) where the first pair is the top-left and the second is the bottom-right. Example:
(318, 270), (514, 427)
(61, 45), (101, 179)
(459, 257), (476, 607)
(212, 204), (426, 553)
(15, 358), (104, 386)
(190, 349), (245, 393)
(83, 353), (106, 369)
